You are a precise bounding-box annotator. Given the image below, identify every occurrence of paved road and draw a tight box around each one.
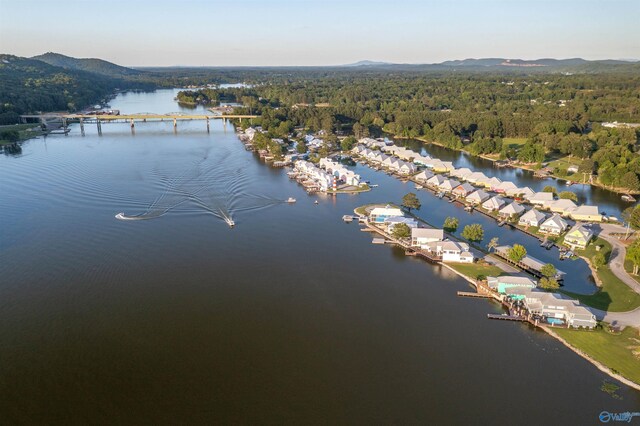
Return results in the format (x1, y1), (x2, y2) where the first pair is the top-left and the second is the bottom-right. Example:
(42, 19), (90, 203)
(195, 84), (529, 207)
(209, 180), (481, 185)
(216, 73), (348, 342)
(589, 306), (640, 327)
(598, 223), (640, 294)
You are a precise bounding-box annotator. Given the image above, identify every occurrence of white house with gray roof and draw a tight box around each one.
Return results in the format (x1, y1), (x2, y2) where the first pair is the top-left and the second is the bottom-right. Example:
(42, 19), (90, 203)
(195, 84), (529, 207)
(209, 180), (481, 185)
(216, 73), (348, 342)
(518, 209), (546, 227)
(539, 214), (569, 235)
(411, 228), (444, 248)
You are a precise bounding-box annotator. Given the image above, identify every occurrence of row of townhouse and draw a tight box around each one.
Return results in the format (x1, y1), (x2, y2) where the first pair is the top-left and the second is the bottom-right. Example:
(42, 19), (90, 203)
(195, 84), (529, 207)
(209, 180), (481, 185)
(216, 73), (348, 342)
(368, 206), (474, 263)
(381, 145), (430, 163)
(411, 150), (603, 222)
(352, 146), (416, 175)
(318, 158), (361, 186)
(293, 160), (334, 191)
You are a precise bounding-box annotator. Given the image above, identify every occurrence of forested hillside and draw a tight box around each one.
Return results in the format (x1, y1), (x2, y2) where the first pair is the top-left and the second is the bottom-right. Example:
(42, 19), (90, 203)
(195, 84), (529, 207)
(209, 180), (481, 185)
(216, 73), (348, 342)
(32, 52), (143, 77)
(0, 54), (155, 124)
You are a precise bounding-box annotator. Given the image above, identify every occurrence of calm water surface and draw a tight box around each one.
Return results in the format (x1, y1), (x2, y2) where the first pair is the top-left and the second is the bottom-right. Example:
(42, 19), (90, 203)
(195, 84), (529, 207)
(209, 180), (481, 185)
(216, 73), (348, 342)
(1, 90), (638, 424)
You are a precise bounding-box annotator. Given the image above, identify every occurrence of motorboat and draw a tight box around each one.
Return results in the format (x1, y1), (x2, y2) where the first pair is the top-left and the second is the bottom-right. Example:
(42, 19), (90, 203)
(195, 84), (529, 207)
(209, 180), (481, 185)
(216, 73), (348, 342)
(286, 197), (297, 203)
(622, 194), (636, 202)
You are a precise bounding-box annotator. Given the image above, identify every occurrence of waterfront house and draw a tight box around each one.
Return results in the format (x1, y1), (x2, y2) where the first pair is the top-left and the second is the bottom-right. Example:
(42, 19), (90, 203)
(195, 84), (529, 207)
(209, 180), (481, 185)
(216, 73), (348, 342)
(539, 214), (569, 235)
(564, 224), (593, 250)
(398, 161), (416, 175)
(498, 201), (525, 218)
(528, 191), (555, 205)
(370, 206), (404, 223)
(425, 159), (444, 170)
(439, 178), (460, 193)
(244, 127), (257, 141)
(466, 189), (490, 205)
(452, 183), (475, 198)
(413, 155), (432, 166)
(383, 156), (396, 169)
(426, 240), (474, 263)
(450, 167), (473, 180)
(486, 177), (503, 191)
(415, 170), (434, 183)
(482, 195), (505, 212)
(570, 205), (602, 222)
(495, 181), (518, 194)
(465, 172), (489, 185)
(411, 228), (444, 248)
(441, 161), (456, 173)
(546, 199), (578, 216)
(520, 290), (596, 328)
(487, 276), (537, 295)
(518, 209), (546, 227)
(426, 175), (447, 188)
(510, 187), (535, 199)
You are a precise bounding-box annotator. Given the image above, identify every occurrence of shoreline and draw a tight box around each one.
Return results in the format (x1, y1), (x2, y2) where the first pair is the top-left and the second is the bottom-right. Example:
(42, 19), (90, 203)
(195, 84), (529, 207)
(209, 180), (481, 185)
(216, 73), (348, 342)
(542, 326), (640, 392)
(394, 134), (640, 196)
(356, 202), (640, 390)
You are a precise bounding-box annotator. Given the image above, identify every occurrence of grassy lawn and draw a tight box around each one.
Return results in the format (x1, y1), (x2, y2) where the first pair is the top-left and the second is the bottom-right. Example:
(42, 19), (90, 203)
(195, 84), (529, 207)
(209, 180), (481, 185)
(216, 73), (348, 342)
(562, 238), (640, 312)
(447, 262), (504, 280)
(503, 137), (527, 149)
(554, 326), (640, 385)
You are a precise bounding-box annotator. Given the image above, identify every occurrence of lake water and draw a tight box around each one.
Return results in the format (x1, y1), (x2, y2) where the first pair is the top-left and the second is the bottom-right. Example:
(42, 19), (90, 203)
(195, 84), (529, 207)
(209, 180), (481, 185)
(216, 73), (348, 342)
(1, 89), (638, 424)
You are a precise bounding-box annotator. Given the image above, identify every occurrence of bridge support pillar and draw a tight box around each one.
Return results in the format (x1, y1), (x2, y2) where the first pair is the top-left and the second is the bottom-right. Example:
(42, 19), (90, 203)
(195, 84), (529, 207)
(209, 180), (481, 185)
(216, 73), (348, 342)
(173, 118), (177, 128)
(97, 119), (102, 136)
(206, 118), (210, 133)
(80, 118), (85, 136)
(130, 119), (135, 128)
(62, 117), (68, 135)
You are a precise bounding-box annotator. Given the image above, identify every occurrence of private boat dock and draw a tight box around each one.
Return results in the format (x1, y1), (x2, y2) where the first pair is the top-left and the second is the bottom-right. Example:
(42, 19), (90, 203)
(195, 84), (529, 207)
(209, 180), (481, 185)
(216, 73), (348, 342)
(487, 314), (528, 322)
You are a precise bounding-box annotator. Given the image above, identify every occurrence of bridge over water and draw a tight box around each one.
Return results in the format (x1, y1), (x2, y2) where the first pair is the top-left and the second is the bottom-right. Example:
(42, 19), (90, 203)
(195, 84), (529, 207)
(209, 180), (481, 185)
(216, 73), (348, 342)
(20, 113), (258, 135)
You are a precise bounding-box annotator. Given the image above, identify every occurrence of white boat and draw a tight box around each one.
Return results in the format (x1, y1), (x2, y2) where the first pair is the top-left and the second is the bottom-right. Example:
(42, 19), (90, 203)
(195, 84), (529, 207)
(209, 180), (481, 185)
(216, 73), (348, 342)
(342, 215), (354, 222)
(225, 217), (235, 227)
(286, 197), (297, 203)
(622, 194), (636, 202)
(415, 184), (423, 189)
(314, 200), (319, 205)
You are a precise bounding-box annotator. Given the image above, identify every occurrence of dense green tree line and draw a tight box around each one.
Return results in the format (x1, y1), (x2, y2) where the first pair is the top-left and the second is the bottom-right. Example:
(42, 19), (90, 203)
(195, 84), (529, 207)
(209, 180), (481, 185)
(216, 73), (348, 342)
(185, 71), (640, 190)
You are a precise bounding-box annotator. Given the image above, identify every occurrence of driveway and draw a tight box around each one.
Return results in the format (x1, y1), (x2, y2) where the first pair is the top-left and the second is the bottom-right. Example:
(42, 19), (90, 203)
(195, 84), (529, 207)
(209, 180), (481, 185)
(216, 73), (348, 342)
(597, 223), (640, 294)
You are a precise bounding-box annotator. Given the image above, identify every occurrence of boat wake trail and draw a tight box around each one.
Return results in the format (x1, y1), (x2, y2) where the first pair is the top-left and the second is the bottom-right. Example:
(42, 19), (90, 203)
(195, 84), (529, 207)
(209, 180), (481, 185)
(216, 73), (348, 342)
(115, 147), (284, 226)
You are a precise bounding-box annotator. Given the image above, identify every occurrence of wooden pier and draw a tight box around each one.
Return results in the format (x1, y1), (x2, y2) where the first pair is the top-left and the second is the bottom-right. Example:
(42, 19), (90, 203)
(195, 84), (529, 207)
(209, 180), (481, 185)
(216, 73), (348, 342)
(487, 314), (528, 322)
(457, 291), (491, 298)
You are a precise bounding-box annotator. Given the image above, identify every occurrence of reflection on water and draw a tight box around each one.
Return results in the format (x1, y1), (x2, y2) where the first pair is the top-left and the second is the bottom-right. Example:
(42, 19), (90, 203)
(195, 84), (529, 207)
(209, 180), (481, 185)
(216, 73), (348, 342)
(1, 90), (638, 423)
(396, 139), (633, 218)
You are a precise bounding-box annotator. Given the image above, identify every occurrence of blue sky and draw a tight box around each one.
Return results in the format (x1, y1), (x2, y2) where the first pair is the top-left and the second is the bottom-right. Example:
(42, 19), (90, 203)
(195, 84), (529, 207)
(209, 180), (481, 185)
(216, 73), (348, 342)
(0, 0), (638, 66)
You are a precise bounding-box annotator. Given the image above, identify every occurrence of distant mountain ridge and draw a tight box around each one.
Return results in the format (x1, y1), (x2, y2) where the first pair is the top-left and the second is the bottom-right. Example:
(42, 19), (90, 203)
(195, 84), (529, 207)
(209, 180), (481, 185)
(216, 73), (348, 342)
(32, 52), (142, 77)
(346, 57), (638, 69)
(343, 60), (392, 67)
